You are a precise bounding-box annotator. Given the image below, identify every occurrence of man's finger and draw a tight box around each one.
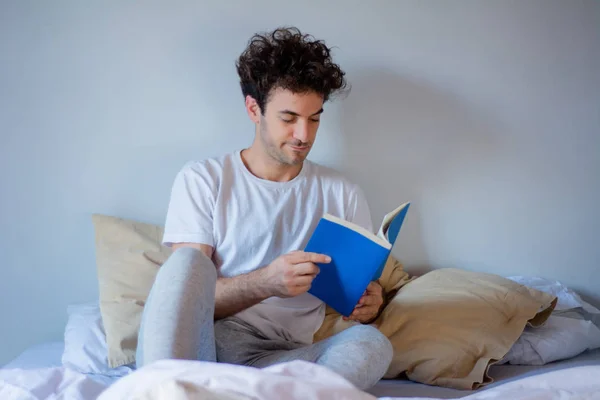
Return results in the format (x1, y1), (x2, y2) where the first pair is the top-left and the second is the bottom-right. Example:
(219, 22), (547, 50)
(351, 306), (377, 318)
(293, 284), (312, 295)
(366, 281), (382, 293)
(352, 307), (372, 317)
(289, 251), (331, 265)
(293, 275), (316, 287)
(357, 295), (378, 307)
(355, 295), (369, 307)
(294, 262), (320, 276)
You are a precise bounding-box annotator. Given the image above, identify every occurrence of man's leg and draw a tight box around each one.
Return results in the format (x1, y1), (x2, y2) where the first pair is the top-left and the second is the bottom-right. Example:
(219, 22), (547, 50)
(254, 325), (393, 390)
(215, 318), (393, 390)
(136, 247), (217, 367)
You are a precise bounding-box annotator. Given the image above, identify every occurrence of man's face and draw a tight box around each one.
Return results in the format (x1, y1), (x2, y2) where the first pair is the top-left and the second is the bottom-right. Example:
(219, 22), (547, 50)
(257, 88), (324, 166)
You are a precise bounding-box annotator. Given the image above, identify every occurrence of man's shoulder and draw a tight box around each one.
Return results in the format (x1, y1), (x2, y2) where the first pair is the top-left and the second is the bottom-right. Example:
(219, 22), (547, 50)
(176, 152), (237, 180)
(305, 159), (363, 194)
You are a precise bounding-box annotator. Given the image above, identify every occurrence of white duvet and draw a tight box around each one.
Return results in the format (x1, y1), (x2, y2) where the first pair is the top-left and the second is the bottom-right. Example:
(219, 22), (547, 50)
(3, 359), (598, 400)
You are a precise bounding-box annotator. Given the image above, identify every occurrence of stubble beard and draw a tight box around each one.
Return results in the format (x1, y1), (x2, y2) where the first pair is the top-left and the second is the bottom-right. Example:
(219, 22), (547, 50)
(259, 122), (306, 167)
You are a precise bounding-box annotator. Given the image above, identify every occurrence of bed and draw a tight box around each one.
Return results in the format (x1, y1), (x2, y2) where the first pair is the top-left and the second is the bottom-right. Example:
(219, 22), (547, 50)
(2, 275), (600, 399)
(1, 342), (600, 399)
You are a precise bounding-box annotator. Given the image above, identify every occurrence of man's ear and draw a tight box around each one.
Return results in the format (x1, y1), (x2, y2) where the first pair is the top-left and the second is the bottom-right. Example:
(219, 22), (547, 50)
(245, 95), (262, 123)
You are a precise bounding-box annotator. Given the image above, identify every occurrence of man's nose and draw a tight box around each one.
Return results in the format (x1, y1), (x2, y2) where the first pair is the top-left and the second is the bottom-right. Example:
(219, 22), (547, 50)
(293, 120), (310, 142)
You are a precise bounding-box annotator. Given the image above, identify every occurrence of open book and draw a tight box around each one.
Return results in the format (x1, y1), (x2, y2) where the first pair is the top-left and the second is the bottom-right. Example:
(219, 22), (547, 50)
(304, 202), (410, 317)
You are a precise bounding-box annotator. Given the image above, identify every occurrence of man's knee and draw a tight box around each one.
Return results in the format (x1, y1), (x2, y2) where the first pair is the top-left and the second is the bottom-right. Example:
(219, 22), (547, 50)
(322, 325), (393, 389)
(349, 325), (393, 352)
(158, 247), (217, 285)
(342, 325), (393, 371)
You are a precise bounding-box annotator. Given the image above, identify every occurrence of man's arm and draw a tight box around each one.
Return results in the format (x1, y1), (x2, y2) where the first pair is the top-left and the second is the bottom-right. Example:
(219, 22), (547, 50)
(214, 270), (272, 320)
(172, 243), (328, 320)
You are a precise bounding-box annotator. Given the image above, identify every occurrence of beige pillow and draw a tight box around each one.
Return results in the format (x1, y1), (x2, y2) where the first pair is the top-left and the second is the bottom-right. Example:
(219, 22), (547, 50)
(314, 264), (557, 390)
(91, 214), (171, 368)
(379, 268), (556, 389)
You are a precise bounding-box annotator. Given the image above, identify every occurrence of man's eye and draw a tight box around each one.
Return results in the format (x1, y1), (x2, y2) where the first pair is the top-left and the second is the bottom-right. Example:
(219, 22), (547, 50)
(310, 119), (320, 123)
(281, 118), (294, 123)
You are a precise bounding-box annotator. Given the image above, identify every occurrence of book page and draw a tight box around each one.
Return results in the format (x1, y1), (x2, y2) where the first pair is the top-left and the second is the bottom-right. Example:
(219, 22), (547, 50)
(376, 202), (410, 244)
(322, 214), (391, 250)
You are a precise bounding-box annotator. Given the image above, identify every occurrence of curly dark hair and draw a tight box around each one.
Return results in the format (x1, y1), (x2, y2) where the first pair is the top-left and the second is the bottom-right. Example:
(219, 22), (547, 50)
(235, 27), (348, 114)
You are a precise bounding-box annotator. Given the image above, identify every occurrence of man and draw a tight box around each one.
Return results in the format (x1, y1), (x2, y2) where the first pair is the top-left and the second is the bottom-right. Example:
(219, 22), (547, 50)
(136, 27), (393, 390)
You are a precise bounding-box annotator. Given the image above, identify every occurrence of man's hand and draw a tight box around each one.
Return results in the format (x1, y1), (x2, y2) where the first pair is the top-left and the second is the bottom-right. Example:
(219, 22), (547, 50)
(344, 281), (384, 323)
(259, 251), (330, 298)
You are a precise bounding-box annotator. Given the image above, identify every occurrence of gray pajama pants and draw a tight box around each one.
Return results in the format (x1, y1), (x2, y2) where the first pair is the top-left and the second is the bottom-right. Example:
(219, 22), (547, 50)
(136, 247), (393, 390)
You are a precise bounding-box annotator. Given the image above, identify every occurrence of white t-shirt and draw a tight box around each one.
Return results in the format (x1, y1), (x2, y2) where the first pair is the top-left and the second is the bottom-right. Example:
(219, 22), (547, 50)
(162, 150), (373, 345)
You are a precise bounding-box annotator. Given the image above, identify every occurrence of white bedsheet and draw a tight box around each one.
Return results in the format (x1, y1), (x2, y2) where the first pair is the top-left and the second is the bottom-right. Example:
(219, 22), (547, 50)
(386, 366), (600, 400)
(383, 367), (600, 400)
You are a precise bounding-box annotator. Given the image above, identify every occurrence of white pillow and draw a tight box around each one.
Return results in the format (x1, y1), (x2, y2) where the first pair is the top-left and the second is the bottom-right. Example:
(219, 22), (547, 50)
(499, 276), (600, 366)
(507, 276), (600, 313)
(61, 302), (134, 377)
(500, 314), (600, 365)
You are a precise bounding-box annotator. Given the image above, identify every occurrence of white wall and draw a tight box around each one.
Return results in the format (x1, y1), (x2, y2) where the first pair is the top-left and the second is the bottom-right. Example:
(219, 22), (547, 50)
(1, 0), (598, 364)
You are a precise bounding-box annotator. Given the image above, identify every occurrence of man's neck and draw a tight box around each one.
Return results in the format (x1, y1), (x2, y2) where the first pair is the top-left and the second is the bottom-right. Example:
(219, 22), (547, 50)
(240, 147), (303, 182)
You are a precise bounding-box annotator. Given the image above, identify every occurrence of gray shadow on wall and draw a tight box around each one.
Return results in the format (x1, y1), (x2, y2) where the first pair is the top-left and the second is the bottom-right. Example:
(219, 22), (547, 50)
(337, 68), (505, 276)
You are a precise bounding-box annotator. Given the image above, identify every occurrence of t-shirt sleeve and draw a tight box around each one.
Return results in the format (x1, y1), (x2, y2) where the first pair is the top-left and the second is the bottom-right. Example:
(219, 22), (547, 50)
(346, 185), (374, 233)
(162, 163), (216, 248)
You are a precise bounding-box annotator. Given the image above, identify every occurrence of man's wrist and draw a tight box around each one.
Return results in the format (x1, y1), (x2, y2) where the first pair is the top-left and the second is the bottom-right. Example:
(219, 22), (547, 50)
(249, 266), (273, 299)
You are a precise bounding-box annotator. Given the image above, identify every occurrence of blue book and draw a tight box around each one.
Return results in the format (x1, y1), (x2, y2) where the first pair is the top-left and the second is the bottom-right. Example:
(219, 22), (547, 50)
(304, 202), (410, 317)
